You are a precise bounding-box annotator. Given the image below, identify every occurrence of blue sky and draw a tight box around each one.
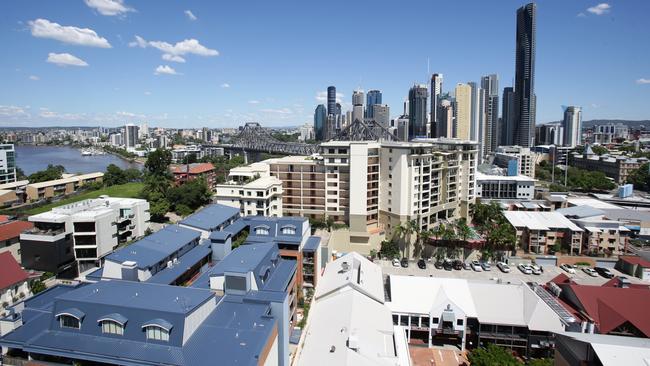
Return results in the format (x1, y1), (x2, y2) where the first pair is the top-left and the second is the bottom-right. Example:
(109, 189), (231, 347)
(0, 0), (649, 128)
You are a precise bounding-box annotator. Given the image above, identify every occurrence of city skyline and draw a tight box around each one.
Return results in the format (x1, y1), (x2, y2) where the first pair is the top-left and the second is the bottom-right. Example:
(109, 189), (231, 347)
(1, 0), (649, 128)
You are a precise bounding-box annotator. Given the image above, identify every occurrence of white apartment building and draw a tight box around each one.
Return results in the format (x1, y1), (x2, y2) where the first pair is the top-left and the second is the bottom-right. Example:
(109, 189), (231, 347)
(493, 145), (537, 178)
(23, 196), (150, 273)
(476, 172), (535, 200)
(215, 175), (283, 217)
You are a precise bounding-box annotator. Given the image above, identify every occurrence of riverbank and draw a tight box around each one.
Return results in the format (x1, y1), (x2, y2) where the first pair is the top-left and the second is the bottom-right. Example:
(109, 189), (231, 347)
(16, 145), (141, 175)
(102, 147), (145, 166)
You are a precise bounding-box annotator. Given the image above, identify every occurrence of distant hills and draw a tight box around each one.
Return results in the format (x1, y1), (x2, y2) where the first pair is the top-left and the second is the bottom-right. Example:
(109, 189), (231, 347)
(541, 119), (650, 129)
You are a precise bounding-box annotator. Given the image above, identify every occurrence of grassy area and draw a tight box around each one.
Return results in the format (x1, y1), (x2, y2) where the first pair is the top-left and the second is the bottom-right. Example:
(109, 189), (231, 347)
(23, 182), (144, 215)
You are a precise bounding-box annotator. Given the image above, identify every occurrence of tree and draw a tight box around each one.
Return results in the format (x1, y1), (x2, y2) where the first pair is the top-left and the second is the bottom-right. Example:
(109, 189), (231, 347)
(182, 153), (198, 164)
(468, 344), (520, 366)
(28, 164), (65, 183)
(16, 166), (26, 180)
(379, 240), (400, 259)
(145, 149), (172, 177)
(30, 279), (46, 295)
(627, 163), (650, 191)
(147, 191), (170, 222)
(528, 358), (553, 366)
(124, 168), (143, 182)
(104, 164), (127, 186)
(167, 178), (212, 215)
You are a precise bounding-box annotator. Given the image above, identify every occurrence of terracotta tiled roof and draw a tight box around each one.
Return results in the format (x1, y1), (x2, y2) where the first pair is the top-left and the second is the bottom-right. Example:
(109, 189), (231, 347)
(0, 220), (33, 242)
(0, 251), (29, 290)
(170, 163), (215, 175)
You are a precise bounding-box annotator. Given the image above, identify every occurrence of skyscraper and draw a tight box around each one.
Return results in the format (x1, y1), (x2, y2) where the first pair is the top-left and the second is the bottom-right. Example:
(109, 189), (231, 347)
(408, 84), (428, 139)
(481, 74), (500, 155)
(563, 106), (582, 147)
(124, 124), (139, 149)
(372, 104), (390, 128)
(365, 90), (382, 119)
(437, 99), (453, 138)
(513, 3), (537, 147)
(454, 83), (472, 140)
(501, 87), (515, 146)
(352, 90), (364, 123)
(430, 74), (443, 137)
(314, 104), (327, 141)
(468, 82), (484, 144)
(327, 86), (337, 117)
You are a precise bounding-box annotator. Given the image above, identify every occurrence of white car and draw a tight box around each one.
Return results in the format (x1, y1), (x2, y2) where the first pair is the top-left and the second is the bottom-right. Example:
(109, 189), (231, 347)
(518, 263), (532, 274)
(392, 258), (400, 267)
(471, 260), (483, 271)
(582, 267), (598, 277)
(497, 262), (510, 273)
(560, 264), (576, 274)
(531, 264), (542, 275)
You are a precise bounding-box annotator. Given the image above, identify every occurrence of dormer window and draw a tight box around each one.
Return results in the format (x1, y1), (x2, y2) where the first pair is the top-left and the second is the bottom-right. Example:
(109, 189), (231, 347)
(56, 308), (85, 330)
(100, 320), (124, 335)
(280, 225), (296, 235)
(142, 319), (173, 342)
(254, 225), (270, 235)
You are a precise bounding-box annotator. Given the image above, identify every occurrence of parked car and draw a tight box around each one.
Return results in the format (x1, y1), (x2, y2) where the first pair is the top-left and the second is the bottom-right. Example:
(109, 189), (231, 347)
(560, 264), (576, 274)
(392, 258), (400, 267)
(518, 263), (532, 274)
(417, 259), (427, 269)
(471, 260), (482, 271)
(443, 259), (453, 271)
(463, 262), (471, 270)
(582, 267), (598, 277)
(452, 260), (463, 270)
(400, 258), (409, 268)
(481, 262), (492, 271)
(531, 264), (542, 275)
(594, 267), (614, 279)
(497, 262), (510, 273)
(434, 260), (444, 269)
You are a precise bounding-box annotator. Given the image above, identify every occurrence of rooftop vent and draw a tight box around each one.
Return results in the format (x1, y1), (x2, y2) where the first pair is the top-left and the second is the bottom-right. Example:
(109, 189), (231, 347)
(347, 334), (359, 351)
(329, 345), (336, 353)
(341, 261), (350, 272)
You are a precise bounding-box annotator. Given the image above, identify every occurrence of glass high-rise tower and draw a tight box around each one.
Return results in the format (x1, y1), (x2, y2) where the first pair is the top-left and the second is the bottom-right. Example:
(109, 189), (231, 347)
(408, 84), (428, 140)
(365, 90), (382, 119)
(327, 86), (337, 117)
(314, 104), (327, 141)
(430, 74), (443, 137)
(514, 3), (536, 147)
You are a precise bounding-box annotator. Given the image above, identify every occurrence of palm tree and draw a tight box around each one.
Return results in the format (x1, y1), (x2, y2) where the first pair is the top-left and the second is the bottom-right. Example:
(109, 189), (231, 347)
(455, 218), (472, 259)
(403, 219), (418, 259)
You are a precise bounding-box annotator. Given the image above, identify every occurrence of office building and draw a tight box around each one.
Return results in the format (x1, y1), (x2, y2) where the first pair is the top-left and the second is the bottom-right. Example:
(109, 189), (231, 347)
(476, 172), (535, 200)
(327, 86), (337, 117)
(20, 196), (150, 275)
(481, 74), (500, 155)
(365, 89), (382, 119)
(563, 106), (582, 148)
(314, 104), (327, 141)
(408, 84), (428, 139)
(591, 123), (629, 144)
(430, 73), (443, 137)
(372, 104), (390, 127)
(493, 145), (537, 178)
(124, 124), (139, 149)
(351, 90), (364, 123)
(536, 123), (564, 146)
(513, 3), (537, 147)
(501, 86), (516, 146)
(454, 83), (472, 140)
(437, 98), (454, 138)
(0, 144), (17, 185)
(468, 81), (484, 147)
(395, 116), (409, 141)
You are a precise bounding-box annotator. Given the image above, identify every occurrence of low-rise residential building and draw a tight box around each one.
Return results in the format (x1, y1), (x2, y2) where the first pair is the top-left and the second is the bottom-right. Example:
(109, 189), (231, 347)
(387, 275), (568, 358)
(20, 196), (150, 276)
(570, 149), (647, 184)
(0, 252), (31, 317)
(0, 180), (28, 207)
(25, 172), (104, 202)
(476, 172), (535, 200)
(170, 163), (217, 190)
(556, 206), (630, 255)
(616, 255), (650, 281)
(0, 219), (33, 262)
(503, 211), (584, 255)
(178, 203), (240, 238)
(297, 253), (411, 366)
(493, 145), (537, 178)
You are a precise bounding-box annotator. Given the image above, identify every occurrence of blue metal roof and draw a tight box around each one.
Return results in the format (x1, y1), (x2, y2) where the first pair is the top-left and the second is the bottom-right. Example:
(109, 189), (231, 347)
(97, 313), (128, 325)
(55, 307), (85, 320)
(142, 318), (173, 331)
(106, 225), (200, 269)
(303, 236), (321, 252)
(209, 230), (232, 242)
(210, 242), (276, 275)
(263, 259), (297, 292)
(222, 218), (248, 235)
(146, 243), (211, 285)
(180, 204), (240, 232)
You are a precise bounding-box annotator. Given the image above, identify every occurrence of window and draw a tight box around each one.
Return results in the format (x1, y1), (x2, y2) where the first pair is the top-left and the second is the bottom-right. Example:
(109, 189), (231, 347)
(432, 317), (439, 324)
(60, 315), (80, 329)
(281, 226), (296, 235)
(457, 319), (464, 326)
(101, 320), (124, 335)
(255, 226), (269, 235)
(145, 326), (169, 341)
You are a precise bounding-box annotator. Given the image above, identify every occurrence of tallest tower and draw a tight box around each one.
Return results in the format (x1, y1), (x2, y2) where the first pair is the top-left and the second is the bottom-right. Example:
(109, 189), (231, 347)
(514, 2), (536, 147)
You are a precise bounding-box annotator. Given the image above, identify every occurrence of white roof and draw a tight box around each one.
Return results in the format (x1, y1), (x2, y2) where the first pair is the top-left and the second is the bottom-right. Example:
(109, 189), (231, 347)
(476, 172), (536, 182)
(244, 176), (282, 189)
(0, 180), (29, 190)
(503, 211), (583, 232)
(315, 252), (385, 304)
(565, 197), (622, 210)
(386, 275), (477, 317)
(559, 332), (650, 366)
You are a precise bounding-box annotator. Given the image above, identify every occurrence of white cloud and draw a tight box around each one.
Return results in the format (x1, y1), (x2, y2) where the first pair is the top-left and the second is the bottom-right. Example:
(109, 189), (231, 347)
(0, 105), (30, 118)
(261, 108), (293, 114)
(184, 10), (197, 21)
(28, 18), (111, 48)
(636, 78), (650, 85)
(162, 53), (186, 63)
(46, 52), (89, 67)
(154, 65), (178, 75)
(28, 75), (40, 81)
(129, 36), (218, 62)
(84, 0), (134, 16)
(248, 100), (260, 104)
(144, 91), (151, 95)
(220, 83), (230, 88)
(577, 12), (586, 17)
(587, 3), (611, 15)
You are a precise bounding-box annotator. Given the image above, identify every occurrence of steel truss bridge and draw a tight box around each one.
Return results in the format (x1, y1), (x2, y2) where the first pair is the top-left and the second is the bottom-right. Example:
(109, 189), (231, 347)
(211, 122), (319, 156)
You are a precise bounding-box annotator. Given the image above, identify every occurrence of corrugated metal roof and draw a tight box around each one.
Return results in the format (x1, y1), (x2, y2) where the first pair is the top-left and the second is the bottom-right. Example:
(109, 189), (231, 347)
(180, 204), (239, 232)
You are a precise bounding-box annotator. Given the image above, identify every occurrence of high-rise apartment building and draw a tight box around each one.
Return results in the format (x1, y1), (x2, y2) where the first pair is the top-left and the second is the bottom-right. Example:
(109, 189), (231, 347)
(563, 106), (582, 148)
(314, 104), (327, 141)
(327, 86), (337, 117)
(454, 83), (472, 140)
(124, 124), (139, 149)
(513, 3), (537, 147)
(352, 90), (364, 123)
(468, 82), (484, 144)
(437, 99), (454, 138)
(408, 84), (428, 139)
(481, 74), (500, 155)
(501, 87), (516, 146)
(430, 74), (443, 137)
(365, 90), (382, 119)
(0, 144), (17, 184)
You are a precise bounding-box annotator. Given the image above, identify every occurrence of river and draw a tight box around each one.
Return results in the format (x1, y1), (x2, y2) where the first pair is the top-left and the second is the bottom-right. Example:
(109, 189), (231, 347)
(16, 145), (141, 175)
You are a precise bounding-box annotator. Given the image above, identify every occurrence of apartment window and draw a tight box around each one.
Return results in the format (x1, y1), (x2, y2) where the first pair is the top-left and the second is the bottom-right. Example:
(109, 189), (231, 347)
(101, 320), (124, 335)
(280, 226), (296, 235)
(432, 317), (439, 324)
(144, 326), (169, 341)
(59, 315), (80, 329)
(254, 226), (270, 235)
(457, 319), (464, 326)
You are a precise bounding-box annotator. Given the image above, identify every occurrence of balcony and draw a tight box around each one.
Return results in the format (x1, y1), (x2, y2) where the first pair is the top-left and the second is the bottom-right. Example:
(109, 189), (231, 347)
(21, 227), (67, 242)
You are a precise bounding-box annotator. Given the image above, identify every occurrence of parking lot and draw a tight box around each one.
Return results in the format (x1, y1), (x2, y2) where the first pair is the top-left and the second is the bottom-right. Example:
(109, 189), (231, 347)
(377, 259), (646, 286)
